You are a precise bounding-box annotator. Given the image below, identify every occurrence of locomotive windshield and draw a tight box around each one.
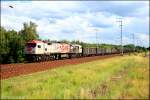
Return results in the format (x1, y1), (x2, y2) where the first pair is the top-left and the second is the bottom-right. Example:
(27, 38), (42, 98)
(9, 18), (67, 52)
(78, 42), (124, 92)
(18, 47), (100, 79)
(26, 43), (36, 48)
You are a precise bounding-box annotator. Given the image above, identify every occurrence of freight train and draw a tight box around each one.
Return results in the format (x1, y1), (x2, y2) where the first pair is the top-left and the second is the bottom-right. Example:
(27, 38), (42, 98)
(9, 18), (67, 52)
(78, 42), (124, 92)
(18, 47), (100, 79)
(25, 40), (121, 62)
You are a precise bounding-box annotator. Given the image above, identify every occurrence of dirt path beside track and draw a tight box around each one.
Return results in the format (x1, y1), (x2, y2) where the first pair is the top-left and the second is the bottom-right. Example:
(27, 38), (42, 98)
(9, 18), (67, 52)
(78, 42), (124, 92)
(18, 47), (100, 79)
(0, 54), (121, 79)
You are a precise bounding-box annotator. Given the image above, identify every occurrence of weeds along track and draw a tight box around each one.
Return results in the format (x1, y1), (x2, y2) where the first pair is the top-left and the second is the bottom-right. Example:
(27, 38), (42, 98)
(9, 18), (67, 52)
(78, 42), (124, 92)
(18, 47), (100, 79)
(0, 54), (120, 79)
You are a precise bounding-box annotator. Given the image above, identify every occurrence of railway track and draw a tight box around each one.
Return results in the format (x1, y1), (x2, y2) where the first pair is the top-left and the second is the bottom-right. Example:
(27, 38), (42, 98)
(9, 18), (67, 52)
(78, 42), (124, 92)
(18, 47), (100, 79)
(0, 54), (121, 80)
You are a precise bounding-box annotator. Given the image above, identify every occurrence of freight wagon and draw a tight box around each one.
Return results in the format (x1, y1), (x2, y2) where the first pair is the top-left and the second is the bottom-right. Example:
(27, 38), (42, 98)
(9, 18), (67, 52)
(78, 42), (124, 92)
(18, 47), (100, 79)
(82, 48), (97, 56)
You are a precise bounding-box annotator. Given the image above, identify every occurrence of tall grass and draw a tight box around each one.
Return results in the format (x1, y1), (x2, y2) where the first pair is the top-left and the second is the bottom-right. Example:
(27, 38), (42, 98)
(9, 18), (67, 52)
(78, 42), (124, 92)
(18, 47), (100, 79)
(1, 55), (149, 99)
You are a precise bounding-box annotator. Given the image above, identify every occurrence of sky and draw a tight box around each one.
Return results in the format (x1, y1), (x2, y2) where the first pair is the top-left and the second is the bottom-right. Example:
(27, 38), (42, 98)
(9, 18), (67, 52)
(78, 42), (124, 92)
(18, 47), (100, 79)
(1, 1), (149, 47)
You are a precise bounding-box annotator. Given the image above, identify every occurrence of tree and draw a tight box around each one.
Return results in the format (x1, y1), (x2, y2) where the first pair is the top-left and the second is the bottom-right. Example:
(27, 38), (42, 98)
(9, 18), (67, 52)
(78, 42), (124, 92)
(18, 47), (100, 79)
(59, 39), (70, 43)
(0, 27), (26, 63)
(0, 21), (39, 64)
(124, 44), (135, 52)
(135, 46), (147, 53)
(8, 30), (25, 63)
(0, 27), (10, 63)
(147, 47), (150, 51)
(19, 21), (39, 42)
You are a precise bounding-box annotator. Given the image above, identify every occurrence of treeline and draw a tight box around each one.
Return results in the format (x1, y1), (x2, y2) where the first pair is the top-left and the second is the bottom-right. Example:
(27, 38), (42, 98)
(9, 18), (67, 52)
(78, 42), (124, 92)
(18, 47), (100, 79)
(0, 21), (148, 64)
(0, 22), (39, 64)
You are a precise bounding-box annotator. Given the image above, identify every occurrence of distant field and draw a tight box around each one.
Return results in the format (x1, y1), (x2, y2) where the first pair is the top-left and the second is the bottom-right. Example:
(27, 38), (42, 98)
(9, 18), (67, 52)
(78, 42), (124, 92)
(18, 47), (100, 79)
(1, 54), (149, 99)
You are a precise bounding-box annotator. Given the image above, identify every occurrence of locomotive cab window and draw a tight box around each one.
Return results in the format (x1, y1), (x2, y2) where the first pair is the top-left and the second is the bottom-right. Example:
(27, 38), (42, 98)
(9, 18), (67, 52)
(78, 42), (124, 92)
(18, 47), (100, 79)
(38, 45), (41, 48)
(26, 43), (36, 48)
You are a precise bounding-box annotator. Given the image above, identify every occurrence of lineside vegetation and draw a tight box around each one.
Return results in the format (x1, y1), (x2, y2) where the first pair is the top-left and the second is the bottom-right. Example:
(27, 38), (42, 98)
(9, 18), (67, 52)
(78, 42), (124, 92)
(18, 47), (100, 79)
(1, 54), (149, 99)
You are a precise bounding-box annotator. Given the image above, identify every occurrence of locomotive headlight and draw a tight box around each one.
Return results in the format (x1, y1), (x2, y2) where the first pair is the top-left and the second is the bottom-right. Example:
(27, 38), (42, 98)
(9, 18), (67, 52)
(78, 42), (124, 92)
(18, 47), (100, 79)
(31, 48), (35, 53)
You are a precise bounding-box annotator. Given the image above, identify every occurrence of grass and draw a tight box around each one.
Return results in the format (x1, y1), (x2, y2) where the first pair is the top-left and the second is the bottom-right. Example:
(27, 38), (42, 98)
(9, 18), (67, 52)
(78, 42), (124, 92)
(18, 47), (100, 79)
(1, 55), (149, 99)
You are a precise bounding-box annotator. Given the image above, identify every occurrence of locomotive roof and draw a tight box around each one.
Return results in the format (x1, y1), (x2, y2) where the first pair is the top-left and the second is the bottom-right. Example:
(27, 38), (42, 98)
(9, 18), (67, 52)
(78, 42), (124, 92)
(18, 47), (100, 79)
(46, 42), (71, 44)
(71, 44), (82, 46)
(27, 40), (43, 43)
(27, 40), (82, 46)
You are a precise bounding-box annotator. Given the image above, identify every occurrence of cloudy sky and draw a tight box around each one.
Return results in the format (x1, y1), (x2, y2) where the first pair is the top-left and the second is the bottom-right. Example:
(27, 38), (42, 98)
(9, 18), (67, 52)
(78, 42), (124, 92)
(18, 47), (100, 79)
(1, 1), (149, 47)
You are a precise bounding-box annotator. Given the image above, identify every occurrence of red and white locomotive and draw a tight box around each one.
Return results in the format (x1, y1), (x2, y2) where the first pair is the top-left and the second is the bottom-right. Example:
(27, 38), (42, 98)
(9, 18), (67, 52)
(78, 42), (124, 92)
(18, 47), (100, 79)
(25, 40), (82, 61)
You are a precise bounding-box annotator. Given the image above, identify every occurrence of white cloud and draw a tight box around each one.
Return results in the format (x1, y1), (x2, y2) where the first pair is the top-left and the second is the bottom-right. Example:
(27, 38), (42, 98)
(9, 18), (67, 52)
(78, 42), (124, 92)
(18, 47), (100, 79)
(136, 33), (149, 46)
(138, 33), (149, 41)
